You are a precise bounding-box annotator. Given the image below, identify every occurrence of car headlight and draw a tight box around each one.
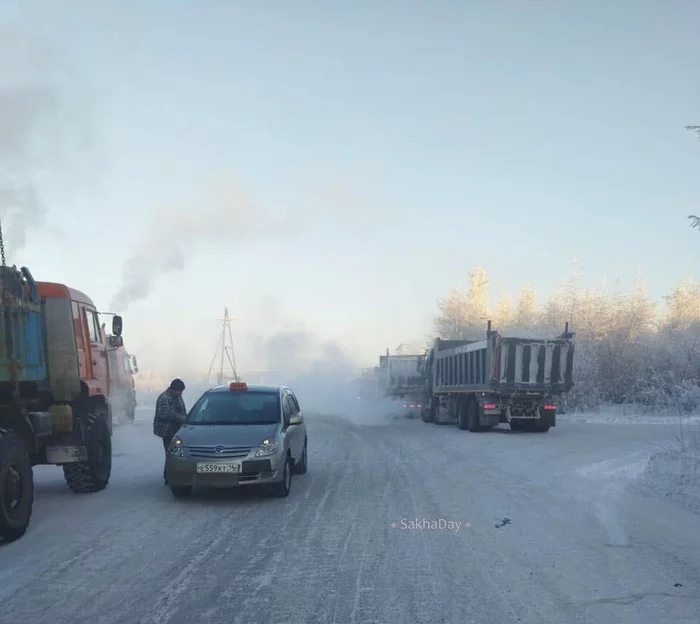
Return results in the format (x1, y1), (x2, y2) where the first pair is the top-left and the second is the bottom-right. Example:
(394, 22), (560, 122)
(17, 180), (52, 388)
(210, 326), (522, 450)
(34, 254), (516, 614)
(255, 438), (278, 457)
(168, 437), (185, 457)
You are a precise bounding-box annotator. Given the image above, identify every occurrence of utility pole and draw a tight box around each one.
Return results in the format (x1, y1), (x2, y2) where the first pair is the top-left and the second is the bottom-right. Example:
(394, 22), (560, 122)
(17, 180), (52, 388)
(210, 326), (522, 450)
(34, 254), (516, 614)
(204, 307), (239, 385)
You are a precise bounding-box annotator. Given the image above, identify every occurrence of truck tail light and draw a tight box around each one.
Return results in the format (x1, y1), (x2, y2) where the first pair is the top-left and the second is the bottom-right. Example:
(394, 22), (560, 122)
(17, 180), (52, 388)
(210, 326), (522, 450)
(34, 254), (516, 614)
(543, 404), (556, 410)
(483, 403), (497, 410)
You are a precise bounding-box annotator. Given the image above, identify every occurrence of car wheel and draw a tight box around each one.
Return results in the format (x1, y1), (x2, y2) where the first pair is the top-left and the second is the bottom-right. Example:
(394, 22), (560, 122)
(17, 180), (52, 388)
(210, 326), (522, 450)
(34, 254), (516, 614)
(295, 440), (308, 475)
(170, 485), (192, 498)
(272, 457), (292, 497)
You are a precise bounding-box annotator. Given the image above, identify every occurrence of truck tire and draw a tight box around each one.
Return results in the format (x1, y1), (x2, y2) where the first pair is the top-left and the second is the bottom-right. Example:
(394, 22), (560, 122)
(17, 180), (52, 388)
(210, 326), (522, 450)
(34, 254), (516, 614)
(0, 430), (34, 543)
(457, 400), (469, 430)
(420, 406), (432, 423)
(466, 399), (482, 432)
(63, 409), (112, 493)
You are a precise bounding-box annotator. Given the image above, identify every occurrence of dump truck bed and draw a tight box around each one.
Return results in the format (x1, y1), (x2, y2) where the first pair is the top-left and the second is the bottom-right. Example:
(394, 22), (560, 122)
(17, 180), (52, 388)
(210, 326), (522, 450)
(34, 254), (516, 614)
(386, 355), (424, 388)
(431, 333), (574, 395)
(0, 267), (47, 384)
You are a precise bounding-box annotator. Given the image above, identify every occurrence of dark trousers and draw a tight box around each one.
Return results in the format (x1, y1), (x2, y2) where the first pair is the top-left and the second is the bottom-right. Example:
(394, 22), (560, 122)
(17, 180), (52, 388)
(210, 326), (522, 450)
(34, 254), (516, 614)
(163, 432), (174, 482)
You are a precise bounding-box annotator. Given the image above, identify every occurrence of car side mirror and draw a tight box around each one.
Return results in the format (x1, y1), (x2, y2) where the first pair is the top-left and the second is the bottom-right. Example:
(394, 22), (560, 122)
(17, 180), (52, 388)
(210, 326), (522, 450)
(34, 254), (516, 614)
(289, 414), (303, 426)
(108, 335), (123, 348)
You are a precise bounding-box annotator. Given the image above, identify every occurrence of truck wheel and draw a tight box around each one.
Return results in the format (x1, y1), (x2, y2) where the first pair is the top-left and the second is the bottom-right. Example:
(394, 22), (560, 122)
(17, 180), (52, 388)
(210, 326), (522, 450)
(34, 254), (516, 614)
(63, 410), (112, 493)
(457, 401), (469, 430)
(421, 400), (434, 423)
(0, 430), (34, 543)
(466, 400), (482, 432)
(432, 402), (445, 425)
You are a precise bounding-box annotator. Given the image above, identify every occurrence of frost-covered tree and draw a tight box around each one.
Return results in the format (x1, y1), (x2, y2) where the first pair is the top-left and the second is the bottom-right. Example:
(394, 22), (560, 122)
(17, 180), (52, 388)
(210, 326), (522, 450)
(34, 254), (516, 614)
(514, 284), (540, 331)
(664, 275), (700, 331)
(434, 288), (467, 340)
(492, 292), (515, 331)
(463, 266), (490, 337)
(433, 267), (491, 340)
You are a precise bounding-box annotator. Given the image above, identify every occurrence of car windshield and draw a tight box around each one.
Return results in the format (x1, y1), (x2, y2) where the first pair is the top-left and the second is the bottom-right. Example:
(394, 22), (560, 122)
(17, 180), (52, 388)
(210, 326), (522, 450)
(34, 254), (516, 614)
(187, 391), (281, 425)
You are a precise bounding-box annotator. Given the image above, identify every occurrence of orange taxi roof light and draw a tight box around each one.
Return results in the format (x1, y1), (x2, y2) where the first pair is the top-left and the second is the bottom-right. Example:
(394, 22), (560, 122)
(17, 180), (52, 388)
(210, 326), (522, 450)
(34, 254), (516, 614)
(229, 381), (248, 391)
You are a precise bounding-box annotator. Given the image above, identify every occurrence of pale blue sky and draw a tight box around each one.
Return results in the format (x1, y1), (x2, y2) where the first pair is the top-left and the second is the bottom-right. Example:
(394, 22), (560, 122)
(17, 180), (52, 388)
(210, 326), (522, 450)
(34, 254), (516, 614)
(1, 0), (699, 373)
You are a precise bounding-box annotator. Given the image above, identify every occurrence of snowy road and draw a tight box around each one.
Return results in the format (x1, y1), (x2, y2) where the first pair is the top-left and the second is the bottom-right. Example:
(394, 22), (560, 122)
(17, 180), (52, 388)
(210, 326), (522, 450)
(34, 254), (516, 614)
(1, 409), (699, 624)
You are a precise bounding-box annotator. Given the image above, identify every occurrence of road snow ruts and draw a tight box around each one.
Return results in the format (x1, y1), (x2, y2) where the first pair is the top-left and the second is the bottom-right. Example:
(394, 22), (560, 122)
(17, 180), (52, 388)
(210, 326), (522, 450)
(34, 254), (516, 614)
(0, 411), (699, 624)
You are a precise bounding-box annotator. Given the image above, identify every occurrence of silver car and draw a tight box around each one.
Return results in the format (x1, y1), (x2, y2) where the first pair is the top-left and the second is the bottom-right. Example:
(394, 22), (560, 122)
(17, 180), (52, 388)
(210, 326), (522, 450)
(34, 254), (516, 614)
(165, 382), (308, 498)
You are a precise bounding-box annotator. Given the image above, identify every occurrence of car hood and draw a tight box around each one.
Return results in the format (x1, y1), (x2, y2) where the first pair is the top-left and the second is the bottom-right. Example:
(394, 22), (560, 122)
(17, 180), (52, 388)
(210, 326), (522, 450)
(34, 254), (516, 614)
(176, 423), (280, 447)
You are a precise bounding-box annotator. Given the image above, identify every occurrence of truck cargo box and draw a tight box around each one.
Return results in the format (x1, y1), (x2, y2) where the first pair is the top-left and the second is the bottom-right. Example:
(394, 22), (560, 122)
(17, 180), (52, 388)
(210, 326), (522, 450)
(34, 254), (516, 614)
(0, 267), (47, 384)
(385, 355), (425, 390)
(431, 330), (574, 395)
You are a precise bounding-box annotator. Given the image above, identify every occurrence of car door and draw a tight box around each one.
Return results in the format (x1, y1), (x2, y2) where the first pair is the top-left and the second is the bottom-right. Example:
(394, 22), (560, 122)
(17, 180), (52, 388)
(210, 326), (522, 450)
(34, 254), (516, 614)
(280, 392), (298, 461)
(288, 391), (305, 458)
(284, 392), (303, 460)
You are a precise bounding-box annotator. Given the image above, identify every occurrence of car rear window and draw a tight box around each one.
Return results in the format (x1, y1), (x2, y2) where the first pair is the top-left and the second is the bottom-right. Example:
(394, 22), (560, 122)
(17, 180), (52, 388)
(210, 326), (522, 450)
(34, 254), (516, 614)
(187, 391), (280, 425)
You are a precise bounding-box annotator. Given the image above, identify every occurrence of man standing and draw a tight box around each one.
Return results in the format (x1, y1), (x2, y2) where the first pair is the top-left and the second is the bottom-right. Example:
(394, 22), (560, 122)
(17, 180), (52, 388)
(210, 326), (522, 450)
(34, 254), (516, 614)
(154, 378), (187, 484)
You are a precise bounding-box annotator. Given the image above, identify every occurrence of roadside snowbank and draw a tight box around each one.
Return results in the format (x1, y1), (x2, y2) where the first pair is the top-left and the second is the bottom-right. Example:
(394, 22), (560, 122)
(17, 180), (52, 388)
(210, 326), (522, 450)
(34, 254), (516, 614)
(560, 404), (700, 425)
(563, 406), (700, 514)
(641, 451), (700, 514)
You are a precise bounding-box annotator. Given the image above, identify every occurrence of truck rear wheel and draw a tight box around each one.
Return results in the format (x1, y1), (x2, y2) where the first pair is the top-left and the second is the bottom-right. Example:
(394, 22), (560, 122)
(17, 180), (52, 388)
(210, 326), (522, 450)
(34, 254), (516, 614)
(0, 430), (34, 543)
(457, 400), (469, 430)
(63, 409), (112, 493)
(466, 400), (482, 432)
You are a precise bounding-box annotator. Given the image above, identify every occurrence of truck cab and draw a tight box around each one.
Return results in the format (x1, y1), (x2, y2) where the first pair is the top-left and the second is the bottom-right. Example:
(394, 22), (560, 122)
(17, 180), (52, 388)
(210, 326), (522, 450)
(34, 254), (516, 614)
(104, 337), (138, 424)
(1, 270), (124, 543)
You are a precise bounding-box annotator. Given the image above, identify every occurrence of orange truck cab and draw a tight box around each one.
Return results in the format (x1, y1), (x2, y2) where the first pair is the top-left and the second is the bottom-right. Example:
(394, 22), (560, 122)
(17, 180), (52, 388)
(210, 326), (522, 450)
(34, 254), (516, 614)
(102, 331), (138, 424)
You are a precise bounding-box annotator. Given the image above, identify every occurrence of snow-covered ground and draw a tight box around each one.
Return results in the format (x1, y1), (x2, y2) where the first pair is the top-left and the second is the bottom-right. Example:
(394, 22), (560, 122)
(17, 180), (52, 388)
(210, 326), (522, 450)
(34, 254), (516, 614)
(1, 408), (699, 624)
(559, 406), (700, 516)
(560, 404), (700, 426)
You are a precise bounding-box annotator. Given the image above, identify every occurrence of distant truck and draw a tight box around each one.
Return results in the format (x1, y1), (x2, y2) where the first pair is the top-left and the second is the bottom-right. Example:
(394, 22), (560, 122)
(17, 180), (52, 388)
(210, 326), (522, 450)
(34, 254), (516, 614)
(378, 351), (427, 418)
(419, 321), (575, 433)
(104, 337), (138, 424)
(1, 263), (125, 543)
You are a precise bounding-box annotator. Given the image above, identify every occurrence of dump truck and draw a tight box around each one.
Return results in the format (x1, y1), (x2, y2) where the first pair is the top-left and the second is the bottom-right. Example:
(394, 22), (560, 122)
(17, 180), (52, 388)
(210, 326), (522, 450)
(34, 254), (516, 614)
(0, 232), (125, 543)
(419, 321), (575, 432)
(378, 350), (427, 417)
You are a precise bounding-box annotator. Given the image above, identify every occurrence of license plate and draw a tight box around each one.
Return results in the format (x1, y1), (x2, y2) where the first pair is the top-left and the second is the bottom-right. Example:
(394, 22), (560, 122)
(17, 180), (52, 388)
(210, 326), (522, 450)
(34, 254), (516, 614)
(196, 462), (241, 474)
